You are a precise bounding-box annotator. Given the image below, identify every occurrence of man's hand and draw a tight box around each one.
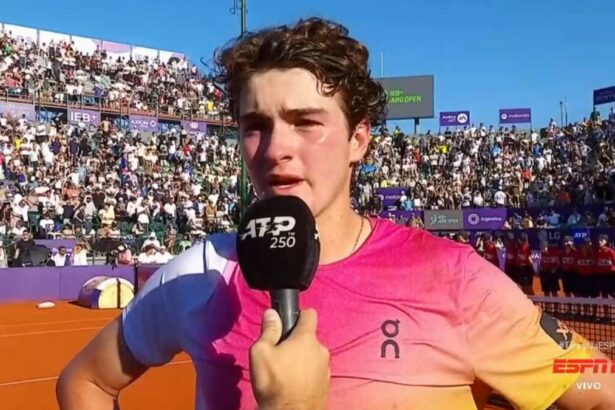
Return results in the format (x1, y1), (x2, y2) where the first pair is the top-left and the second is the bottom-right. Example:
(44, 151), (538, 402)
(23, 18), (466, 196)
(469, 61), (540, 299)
(250, 308), (330, 410)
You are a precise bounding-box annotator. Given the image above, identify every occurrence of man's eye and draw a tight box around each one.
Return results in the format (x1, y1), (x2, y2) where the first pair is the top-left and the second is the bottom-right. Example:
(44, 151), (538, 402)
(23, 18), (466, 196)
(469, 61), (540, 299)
(295, 119), (320, 127)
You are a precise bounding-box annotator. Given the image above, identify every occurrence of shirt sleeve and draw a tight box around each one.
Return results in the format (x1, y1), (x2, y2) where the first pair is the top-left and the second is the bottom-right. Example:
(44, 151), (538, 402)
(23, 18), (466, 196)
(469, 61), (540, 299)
(461, 249), (594, 410)
(121, 243), (211, 367)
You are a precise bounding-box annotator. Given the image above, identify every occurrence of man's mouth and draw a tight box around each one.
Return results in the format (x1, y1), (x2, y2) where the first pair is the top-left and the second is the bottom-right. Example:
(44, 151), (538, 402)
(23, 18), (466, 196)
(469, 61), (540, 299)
(267, 174), (304, 189)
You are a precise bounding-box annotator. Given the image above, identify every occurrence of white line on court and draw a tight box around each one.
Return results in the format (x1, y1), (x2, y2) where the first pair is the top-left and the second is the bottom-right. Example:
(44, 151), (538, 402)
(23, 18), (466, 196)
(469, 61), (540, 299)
(0, 326), (104, 338)
(0, 360), (193, 388)
(0, 317), (115, 328)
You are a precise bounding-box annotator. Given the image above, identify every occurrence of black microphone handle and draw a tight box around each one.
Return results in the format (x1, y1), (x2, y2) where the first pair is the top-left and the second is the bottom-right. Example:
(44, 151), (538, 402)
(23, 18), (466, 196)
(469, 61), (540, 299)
(269, 288), (299, 342)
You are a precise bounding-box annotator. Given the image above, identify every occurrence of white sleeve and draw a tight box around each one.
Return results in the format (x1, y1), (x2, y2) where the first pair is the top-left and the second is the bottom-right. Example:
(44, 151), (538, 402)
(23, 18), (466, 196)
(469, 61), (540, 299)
(121, 242), (211, 367)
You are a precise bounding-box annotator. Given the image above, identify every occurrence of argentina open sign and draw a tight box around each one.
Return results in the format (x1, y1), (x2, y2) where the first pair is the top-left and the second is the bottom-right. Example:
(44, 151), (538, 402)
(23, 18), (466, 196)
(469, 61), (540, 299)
(378, 75), (434, 120)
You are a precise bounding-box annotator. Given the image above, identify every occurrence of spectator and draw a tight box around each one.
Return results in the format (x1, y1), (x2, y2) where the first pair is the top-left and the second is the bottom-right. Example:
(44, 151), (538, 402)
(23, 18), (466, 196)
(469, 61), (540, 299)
(51, 246), (71, 267)
(72, 242), (89, 266)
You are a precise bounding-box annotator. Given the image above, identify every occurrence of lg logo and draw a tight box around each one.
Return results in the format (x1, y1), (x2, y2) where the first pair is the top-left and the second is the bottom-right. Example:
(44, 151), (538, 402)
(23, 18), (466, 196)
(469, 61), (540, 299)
(240, 216), (296, 240)
(380, 320), (400, 359)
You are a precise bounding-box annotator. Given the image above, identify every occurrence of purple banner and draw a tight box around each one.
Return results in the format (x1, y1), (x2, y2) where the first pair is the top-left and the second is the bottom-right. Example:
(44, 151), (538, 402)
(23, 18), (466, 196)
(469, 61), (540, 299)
(375, 187), (409, 209)
(0, 266), (136, 303)
(499, 108), (532, 124)
(0, 101), (36, 121)
(463, 208), (507, 230)
(0, 267), (60, 303)
(439, 111), (470, 127)
(129, 114), (159, 132)
(67, 107), (101, 126)
(136, 264), (161, 293)
(59, 266), (134, 300)
(594, 86), (615, 106)
(181, 120), (208, 133)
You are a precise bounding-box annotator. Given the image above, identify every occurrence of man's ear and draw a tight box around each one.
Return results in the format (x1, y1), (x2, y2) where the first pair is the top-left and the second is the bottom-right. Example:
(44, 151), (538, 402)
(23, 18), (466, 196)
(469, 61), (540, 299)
(349, 119), (371, 163)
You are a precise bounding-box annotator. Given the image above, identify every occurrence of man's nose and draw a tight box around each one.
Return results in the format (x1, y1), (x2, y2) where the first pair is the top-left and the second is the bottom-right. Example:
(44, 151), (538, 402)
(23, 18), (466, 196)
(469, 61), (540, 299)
(260, 123), (296, 165)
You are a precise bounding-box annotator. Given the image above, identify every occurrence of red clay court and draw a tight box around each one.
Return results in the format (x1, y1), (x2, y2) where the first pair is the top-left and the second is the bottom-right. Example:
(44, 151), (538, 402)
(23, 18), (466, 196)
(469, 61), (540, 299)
(1, 301), (513, 410)
(3, 279), (600, 410)
(0, 301), (195, 410)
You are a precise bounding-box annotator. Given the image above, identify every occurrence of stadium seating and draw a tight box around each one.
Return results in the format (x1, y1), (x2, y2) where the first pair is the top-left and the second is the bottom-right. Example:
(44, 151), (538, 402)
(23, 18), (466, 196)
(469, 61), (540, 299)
(2, 28), (615, 268)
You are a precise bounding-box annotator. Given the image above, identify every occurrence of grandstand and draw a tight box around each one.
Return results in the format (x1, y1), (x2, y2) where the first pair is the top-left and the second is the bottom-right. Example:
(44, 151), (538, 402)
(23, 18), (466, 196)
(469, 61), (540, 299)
(2, 14), (615, 410)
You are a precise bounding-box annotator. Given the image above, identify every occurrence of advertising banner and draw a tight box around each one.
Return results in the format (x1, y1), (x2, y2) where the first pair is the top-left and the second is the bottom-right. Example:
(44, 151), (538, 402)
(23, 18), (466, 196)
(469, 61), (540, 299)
(378, 76), (435, 120)
(181, 120), (208, 133)
(0, 101), (36, 120)
(424, 210), (464, 230)
(102, 41), (131, 61)
(375, 187), (408, 209)
(67, 107), (101, 126)
(72, 36), (102, 55)
(3, 24), (37, 44)
(39, 29), (70, 45)
(132, 46), (159, 62)
(439, 111), (470, 127)
(463, 208), (507, 230)
(594, 86), (615, 106)
(499, 108), (532, 124)
(129, 114), (159, 132)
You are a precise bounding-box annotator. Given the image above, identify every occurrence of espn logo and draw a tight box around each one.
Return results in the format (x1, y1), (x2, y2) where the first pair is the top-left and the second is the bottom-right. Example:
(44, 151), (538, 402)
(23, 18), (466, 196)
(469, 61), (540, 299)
(553, 358), (615, 374)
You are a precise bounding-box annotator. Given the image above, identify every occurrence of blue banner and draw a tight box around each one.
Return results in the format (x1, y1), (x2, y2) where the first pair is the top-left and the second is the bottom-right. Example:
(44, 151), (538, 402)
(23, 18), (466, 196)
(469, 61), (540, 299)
(594, 86), (615, 106)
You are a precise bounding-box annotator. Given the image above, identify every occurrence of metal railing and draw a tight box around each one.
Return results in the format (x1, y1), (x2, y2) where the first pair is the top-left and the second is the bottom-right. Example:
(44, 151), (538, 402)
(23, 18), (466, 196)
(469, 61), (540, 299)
(0, 88), (236, 126)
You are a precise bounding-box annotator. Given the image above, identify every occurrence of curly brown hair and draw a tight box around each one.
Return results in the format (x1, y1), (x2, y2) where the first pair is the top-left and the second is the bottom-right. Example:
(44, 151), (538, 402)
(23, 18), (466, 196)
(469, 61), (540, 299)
(214, 17), (388, 130)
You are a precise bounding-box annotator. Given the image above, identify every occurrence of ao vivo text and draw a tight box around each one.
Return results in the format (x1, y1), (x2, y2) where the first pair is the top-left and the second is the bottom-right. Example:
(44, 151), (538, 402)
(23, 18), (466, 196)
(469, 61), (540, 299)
(553, 359), (611, 390)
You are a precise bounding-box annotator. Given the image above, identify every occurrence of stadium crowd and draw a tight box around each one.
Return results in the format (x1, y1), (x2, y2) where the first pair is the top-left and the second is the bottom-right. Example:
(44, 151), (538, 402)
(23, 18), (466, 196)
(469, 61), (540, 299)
(2, 28), (615, 268)
(0, 29), (229, 120)
(358, 111), (615, 228)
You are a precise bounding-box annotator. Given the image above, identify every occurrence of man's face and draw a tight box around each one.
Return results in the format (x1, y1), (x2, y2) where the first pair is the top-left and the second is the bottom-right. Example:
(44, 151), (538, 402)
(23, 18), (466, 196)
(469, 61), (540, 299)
(238, 68), (368, 217)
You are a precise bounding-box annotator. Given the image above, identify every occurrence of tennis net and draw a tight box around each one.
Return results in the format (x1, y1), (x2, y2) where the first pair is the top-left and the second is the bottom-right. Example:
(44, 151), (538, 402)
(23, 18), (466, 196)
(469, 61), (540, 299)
(531, 296), (615, 358)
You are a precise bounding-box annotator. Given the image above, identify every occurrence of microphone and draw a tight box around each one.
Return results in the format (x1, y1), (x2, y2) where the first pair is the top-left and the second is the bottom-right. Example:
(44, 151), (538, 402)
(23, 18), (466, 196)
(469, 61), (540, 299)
(236, 195), (320, 342)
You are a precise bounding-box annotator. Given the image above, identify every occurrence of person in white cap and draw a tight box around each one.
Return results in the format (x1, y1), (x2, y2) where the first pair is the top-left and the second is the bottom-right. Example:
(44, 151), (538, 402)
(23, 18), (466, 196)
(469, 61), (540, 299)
(141, 232), (160, 250)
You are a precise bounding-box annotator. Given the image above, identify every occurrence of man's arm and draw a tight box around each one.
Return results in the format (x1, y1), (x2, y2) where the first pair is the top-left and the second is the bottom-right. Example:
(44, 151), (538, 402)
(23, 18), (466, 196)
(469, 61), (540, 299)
(460, 248), (614, 410)
(555, 348), (615, 410)
(56, 317), (148, 409)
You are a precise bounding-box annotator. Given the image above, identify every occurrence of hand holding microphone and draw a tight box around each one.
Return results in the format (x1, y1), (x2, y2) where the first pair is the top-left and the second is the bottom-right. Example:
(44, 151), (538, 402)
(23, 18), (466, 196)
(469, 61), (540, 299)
(250, 308), (330, 410)
(237, 196), (328, 408)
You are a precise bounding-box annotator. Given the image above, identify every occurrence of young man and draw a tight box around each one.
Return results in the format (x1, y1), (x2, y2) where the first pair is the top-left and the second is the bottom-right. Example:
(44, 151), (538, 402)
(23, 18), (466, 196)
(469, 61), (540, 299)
(57, 17), (615, 409)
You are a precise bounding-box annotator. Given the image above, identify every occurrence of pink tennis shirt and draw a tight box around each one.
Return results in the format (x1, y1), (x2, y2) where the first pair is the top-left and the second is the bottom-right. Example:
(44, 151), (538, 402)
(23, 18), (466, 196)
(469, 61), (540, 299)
(123, 218), (592, 409)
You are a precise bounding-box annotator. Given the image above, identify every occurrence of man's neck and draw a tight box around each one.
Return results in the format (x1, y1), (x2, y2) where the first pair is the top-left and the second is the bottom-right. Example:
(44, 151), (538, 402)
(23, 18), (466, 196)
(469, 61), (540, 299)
(314, 199), (367, 265)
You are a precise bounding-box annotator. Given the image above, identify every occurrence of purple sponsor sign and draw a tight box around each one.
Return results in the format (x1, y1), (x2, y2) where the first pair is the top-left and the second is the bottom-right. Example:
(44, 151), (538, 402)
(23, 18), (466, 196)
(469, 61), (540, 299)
(439, 111), (470, 127)
(129, 114), (159, 132)
(463, 208), (507, 230)
(499, 108), (532, 124)
(0, 101), (36, 121)
(375, 187), (409, 209)
(67, 108), (101, 126)
(181, 120), (207, 133)
(594, 86), (615, 105)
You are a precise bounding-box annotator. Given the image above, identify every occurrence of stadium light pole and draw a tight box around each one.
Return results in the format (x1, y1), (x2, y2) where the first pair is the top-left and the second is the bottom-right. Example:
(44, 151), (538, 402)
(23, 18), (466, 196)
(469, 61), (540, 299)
(238, 0), (250, 217)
